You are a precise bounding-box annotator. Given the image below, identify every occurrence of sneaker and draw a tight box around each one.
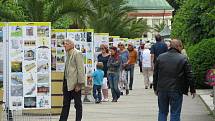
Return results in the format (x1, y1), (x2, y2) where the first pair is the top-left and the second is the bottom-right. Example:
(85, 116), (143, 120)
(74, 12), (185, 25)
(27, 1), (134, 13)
(95, 99), (101, 104)
(111, 99), (117, 102)
(126, 89), (129, 95)
(145, 86), (148, 89)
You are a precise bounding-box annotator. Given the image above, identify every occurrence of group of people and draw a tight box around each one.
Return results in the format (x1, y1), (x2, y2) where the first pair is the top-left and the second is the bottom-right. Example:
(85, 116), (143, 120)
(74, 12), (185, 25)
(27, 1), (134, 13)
(92, 42), (138, 103)
(59, 34), (196, 121)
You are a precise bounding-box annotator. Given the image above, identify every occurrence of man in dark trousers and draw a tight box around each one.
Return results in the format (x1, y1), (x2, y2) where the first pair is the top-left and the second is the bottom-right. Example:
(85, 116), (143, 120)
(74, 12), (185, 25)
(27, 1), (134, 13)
(150, 34), (168, 89)
(59, 39), (85, 121)
(153, 39), (196, 121)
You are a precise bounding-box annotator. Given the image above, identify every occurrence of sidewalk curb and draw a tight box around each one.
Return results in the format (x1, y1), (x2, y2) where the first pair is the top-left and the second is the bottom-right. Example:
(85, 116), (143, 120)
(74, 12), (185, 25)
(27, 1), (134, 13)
(199, 95), (215, 116)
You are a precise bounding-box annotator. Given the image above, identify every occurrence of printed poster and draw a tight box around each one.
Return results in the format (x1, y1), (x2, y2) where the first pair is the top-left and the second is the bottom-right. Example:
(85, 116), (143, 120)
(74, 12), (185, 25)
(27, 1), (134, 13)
(51, 29), (66, 72)
(8, 22), (51, 110)
(67, 29), (94, 87)
(93, 33), (109, 62)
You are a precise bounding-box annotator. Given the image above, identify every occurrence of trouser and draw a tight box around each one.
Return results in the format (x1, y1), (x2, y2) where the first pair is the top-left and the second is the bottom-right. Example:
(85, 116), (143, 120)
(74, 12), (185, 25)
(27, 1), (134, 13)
(127, 64), (135, 89)
(108, 73), (120, 100)
(93, 85), (102, 102)
(59, 80), (82, 121)
(139, 60), (142, 72)
(142, 67), (152, 87)
(158, 91), (183, 121)
(119, 70), (128, 91)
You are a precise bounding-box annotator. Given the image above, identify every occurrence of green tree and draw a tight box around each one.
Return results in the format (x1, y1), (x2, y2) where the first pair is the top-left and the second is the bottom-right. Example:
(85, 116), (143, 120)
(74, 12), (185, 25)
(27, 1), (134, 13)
(116, 18), (149, 38)
(0, 1), (26, 21)
(166, 0), (187, 15)
(153, 22), (166, 33)
(171, 0), (215, 44)
(88, 0), (133, 32)
(0, 0), (94, 28)
(88, 0), (149, 38)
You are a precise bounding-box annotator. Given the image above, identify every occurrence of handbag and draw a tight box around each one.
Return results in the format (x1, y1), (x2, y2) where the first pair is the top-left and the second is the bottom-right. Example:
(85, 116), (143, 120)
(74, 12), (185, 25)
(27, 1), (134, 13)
(124, 64), (131, 71)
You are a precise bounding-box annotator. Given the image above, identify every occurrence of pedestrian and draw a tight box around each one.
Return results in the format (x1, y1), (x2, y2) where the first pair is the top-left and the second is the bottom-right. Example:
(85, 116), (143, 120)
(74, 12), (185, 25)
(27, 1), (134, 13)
(140, 43), (153, 89)
(97, 44), (110, 102)
(153, 39), (196, 121)
(107, 46), (121, 102)
(92, 62), (104, 104)
(118, 42), (129, 95)
(127, 42), (138, 90)
(138, 42), (145, 72)
(60, 39), (85, 121)
(151, 34), (168, 64)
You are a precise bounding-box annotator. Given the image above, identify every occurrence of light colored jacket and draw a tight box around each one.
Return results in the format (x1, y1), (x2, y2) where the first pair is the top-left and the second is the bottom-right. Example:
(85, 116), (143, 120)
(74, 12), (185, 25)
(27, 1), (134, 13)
(65, 49), (85, 91)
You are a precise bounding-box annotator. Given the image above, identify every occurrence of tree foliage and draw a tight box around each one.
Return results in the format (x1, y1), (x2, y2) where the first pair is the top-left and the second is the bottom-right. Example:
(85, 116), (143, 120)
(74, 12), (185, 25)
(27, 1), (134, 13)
(88, 0), (149, 38)
(0, 0), (93, 28)
(187, 38), (215, 88)
(172, 0), (215, 88)
(166, 0), (185, 15)
(0, 1), (26, 21)
(171, 0), (215, 44)
(153, 22), (166, 33)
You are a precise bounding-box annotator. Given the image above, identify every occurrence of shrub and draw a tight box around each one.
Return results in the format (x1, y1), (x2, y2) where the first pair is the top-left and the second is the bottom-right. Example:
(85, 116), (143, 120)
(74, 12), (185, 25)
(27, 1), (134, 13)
(187, 38), (215, 88)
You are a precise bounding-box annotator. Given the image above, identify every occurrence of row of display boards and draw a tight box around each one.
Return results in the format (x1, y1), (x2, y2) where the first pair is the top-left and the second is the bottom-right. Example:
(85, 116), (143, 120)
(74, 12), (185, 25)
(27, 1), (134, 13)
(0, 22), (142, 110)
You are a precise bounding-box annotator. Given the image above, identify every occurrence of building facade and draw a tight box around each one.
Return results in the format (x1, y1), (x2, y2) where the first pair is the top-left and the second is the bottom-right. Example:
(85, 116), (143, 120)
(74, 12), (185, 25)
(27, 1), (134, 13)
(126, 0), (174, 42)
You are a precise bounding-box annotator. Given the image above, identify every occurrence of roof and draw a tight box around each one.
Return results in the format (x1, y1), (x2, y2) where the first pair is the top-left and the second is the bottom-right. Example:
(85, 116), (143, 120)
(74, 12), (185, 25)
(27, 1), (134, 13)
(159, 25), (171, 38)
(126, 0), (174, 10)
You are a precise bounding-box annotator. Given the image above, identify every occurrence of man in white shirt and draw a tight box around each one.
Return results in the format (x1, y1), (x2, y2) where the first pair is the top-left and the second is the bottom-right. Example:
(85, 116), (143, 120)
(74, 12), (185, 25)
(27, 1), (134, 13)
(141, 43), (153, 89)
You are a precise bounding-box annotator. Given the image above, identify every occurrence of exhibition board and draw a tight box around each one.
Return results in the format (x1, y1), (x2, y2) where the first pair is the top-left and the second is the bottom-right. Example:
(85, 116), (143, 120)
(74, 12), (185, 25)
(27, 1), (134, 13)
(4, 22), (52, 110)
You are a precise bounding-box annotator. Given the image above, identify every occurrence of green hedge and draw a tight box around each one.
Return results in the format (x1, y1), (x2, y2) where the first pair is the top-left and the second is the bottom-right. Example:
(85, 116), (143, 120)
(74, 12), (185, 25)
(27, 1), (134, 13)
(187, 38), (215, 88)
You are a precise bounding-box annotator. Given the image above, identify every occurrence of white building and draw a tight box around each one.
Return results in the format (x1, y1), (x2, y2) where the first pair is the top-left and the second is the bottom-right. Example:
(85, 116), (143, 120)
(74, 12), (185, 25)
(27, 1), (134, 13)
(126, 0), (174, 42)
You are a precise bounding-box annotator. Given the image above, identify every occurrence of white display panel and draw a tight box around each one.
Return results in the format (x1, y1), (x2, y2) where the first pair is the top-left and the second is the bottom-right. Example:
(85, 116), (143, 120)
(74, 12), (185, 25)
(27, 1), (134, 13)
(93, 33), (109, 62)
(51, 29), (67, 72)
(67, 29), (94, 87)
(7, 22), (51, 110)
(109, 36), (120, 48)
(51, 29), (94, 88)
(0, 23), (6, 105)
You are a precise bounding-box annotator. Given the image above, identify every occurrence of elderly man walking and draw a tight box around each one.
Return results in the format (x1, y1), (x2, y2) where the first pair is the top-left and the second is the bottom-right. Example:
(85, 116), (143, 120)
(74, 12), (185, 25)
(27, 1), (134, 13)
(59, 39), (85, 121)
(153, 39), (196, 121)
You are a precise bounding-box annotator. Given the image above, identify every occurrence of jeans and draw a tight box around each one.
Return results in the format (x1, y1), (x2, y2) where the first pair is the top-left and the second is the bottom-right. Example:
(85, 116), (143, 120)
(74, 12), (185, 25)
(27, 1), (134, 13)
(93, 85), (102, 102)
(60, 80), (82, 121)
(127, 64), (135, 89)
(158, 91), (183, 121)
(108, 73), (120, 100)
(119, 70), (128, 91)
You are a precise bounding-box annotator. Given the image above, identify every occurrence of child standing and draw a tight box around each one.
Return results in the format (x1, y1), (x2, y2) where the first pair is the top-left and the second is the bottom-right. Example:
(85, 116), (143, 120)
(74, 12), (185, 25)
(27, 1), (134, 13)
(92, 62), (104, 103)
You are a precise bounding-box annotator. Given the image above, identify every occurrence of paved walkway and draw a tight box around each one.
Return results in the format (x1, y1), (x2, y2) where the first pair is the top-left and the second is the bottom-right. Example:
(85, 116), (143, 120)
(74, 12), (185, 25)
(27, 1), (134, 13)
(53, 67), (215, 121)
(1, 67), (214, 121)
